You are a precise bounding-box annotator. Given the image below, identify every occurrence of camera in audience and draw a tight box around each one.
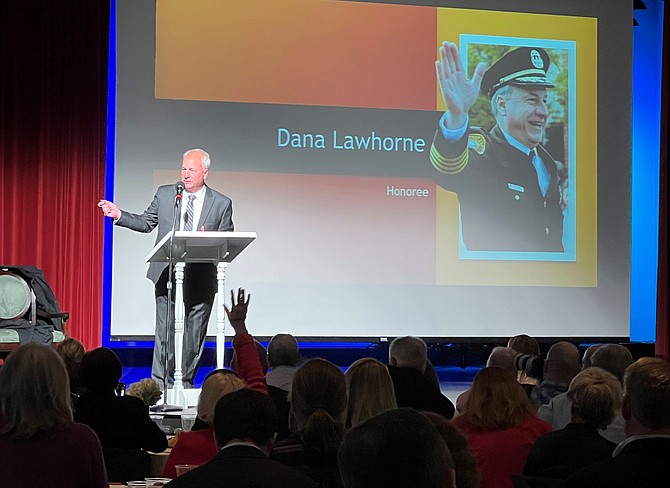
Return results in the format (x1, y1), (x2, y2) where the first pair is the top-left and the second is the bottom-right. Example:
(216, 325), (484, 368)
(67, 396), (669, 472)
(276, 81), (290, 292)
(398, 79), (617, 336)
(514, 353), (544, 381)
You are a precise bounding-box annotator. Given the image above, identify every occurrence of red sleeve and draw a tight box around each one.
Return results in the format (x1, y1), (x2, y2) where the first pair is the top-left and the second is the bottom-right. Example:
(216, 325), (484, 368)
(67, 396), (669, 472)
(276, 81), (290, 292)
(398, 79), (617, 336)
(232, 332), (268, 395)
(161, 429), (218, 478)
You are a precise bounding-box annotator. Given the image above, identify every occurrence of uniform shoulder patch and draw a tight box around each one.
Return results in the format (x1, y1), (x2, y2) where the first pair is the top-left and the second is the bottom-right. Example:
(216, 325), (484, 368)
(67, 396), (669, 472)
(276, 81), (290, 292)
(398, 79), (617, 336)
(468, 133), (486, 155)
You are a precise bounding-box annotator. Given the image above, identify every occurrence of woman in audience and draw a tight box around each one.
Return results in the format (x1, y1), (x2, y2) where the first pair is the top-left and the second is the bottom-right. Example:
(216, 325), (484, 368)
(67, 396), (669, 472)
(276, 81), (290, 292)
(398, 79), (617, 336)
(56, 336), (86, 396)
(0, 343), (108, 487)
(74, 347), (168, 481)
(345, 357), (396, 428)
(523, 367), (620, 479)
(161, 370), (246, 478)
(272, 358), (347, 488)
(451, 366), (551, 488)
(423, 411), (481, 488)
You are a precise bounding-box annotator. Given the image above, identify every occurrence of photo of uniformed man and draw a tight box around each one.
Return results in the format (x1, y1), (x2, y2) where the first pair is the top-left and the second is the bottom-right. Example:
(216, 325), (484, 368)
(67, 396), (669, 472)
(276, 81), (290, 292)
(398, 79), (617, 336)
(430, 42), (568, 254)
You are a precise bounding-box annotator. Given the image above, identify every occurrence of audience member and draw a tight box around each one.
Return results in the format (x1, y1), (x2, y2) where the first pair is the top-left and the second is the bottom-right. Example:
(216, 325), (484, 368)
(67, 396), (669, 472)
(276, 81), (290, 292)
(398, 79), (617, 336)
(452, 367), (551, 488)
(524, 367), (621, 479)
(565, 357), (670, 488)
(0, 344), (108, 488)
(162, 370), (246, 478)
(267, 333), (301, 394)
(457, 346), (517, 413)
(56, 336), (86, 395)
(163, 287), (268, 478)
(272, 358), (347, 488)
(590, 344), (634, 383)
(507, 335), (541, 356)
(531, 341), (580, 408)
(345, 357), (397, 428)
(422, 411), (481, 488)
(74, 347), (168, 481)
(165, 389), (318, 488)
(387, 336), (455, 419)
(581, 343), (604, 369)
(538, 343), (632, 443)
(338, 408), (457, 488)
(232, 338), (291, 440)
(507, 334), (542, 389)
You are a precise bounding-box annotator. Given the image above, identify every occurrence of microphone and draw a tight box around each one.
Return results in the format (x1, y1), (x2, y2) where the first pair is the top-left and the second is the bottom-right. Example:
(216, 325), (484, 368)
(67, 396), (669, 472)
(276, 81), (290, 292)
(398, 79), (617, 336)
(174, 182), (185, 205)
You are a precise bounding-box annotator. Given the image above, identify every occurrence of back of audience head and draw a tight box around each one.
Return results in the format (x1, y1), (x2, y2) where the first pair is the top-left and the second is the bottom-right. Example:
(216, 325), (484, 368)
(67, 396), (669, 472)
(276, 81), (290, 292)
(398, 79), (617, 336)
(486, 346), (517, 378)
(197, 370), (246, 424)
(56, 337), (85, 380)
(213, 388), (278, 455)
(581, 343), (604, 369)
(622, 357), (670, 434)
(590, 344), (634, 383)
(268, 333), (301, 368)
(290, 358), (347, 456)
(422, 411), (481, 488)
(338, 408), (456, 488)
(543, 341), (581, 386)
(78, 347), (123, 394)
(345, 358), (397, 428)
(0, 343), (72, 439)
(459, 366), (535, 430)
(567, 367), (622, 429)
(507, 334), (540, 356)
(389, 336), (427, 373)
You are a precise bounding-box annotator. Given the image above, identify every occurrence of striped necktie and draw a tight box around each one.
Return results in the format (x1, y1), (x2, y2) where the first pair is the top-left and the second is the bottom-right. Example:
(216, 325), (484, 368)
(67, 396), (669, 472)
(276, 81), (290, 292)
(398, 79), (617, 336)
(183, 195), (195, 231)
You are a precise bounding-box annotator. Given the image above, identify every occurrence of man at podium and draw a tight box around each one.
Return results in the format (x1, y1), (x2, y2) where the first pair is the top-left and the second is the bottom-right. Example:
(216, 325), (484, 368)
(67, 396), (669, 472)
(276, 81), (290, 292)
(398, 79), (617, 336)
(98, 148), (234, 388)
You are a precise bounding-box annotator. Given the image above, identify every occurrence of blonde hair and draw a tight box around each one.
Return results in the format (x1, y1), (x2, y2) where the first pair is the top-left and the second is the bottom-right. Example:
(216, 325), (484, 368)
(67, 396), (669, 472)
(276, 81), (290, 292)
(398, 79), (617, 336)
(197, 372), (246, 424)
(568, 367), (622, 429)
(0, 344), (73, 439)
(345, 358), (397, 428)
(456, 366), (535, 430)
(56, 337), (85, 379)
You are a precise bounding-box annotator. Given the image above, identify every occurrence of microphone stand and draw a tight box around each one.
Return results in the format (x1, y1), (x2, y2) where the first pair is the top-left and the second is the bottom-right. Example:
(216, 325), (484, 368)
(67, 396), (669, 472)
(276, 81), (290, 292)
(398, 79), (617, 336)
(151, 186), (183, 413)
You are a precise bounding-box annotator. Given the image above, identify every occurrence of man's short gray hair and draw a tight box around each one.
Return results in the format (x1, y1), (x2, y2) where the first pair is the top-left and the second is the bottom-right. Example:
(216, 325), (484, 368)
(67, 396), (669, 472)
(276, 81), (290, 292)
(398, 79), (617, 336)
(389, 336), (427, 373)
(183, 148), (211, 169)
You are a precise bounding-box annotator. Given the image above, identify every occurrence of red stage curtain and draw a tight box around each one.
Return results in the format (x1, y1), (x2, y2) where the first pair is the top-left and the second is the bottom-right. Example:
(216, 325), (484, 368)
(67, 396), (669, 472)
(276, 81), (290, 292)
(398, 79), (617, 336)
(0, 1), (109, 350)
(656, 3), (669, 359)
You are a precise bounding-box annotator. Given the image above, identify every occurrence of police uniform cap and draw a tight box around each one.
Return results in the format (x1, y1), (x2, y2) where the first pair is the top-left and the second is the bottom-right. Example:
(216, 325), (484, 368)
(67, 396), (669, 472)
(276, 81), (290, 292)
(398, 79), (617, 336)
(481, 47), (555, 98)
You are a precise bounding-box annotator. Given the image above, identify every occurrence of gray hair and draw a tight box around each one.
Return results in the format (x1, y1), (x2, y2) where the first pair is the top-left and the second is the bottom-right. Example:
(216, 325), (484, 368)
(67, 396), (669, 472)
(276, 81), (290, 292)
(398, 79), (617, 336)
(389, 336), (427, 373)
(490, 84), (514, 117)
(183, 148), (211, 170)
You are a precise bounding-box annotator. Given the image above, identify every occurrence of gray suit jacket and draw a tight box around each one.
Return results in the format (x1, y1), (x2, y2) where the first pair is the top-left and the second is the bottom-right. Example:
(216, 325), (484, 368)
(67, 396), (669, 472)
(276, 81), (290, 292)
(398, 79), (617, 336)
(116, 184), (234, 284)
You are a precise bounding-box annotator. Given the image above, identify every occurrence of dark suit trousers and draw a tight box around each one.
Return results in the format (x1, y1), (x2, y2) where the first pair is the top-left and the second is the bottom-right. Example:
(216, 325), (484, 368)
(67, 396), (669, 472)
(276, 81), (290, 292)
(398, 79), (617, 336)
(152, 264), (216, 389)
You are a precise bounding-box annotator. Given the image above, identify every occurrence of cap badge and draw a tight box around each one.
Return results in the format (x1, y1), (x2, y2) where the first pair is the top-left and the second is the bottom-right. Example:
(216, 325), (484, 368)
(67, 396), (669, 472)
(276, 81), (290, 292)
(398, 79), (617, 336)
(530, 49), (544, 69)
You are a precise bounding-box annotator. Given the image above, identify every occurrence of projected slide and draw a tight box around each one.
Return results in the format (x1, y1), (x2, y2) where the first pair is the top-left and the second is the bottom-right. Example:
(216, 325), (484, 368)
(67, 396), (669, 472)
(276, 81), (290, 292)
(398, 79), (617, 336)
(108, 0), (630, 340)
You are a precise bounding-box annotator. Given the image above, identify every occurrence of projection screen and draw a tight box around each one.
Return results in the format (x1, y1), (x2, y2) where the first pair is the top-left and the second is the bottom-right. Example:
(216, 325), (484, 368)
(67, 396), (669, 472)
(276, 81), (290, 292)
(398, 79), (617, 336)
(106, 0), (632, 340)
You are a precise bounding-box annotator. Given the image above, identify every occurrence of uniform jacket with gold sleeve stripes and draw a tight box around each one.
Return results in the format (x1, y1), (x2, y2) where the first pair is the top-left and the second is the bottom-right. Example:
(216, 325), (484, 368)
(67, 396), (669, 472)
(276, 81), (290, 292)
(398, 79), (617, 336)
(430, 125), (564, 252)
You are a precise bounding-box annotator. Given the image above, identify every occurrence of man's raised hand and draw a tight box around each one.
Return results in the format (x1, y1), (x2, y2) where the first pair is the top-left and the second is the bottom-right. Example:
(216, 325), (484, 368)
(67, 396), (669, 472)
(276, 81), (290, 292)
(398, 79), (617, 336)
(435, 42), (487, 128)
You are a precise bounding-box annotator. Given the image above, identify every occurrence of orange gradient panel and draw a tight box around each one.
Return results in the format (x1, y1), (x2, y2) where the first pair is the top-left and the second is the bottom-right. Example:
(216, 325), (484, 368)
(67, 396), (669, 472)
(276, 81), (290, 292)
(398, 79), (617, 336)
(155, 0), (437, 110)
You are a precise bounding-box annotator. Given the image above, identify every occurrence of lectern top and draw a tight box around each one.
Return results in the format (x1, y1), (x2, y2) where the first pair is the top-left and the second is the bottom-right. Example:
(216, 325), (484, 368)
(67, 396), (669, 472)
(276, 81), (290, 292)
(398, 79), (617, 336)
(146, 231), (256, 264)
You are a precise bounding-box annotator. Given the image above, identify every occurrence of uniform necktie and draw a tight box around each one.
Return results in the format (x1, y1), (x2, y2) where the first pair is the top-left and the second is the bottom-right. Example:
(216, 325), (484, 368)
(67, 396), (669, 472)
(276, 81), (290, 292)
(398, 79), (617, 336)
(530, 150), (549, 197)
(183, 195), (195, 231)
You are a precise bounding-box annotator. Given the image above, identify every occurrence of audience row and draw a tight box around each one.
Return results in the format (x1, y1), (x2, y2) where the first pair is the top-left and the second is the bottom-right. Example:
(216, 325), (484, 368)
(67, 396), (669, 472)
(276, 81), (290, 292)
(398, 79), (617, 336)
(1, 302), (669, 488)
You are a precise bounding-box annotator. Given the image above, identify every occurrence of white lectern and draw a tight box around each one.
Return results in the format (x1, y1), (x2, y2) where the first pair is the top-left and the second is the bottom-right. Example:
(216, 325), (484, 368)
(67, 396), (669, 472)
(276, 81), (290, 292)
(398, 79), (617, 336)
(146, 231), (256, 407)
